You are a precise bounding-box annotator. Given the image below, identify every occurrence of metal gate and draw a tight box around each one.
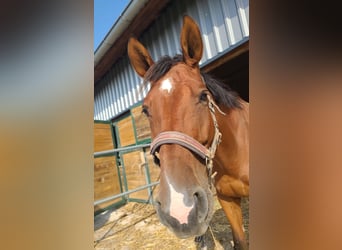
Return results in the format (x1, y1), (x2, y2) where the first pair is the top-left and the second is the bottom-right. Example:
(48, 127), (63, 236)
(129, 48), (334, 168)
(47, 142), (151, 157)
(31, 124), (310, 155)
(94, 119), (159, 214)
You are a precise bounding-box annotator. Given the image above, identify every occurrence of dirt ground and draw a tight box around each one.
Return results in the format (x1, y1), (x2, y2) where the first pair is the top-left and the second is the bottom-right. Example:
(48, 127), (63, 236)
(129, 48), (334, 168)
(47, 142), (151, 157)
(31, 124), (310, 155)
(94, 196), (249, 250)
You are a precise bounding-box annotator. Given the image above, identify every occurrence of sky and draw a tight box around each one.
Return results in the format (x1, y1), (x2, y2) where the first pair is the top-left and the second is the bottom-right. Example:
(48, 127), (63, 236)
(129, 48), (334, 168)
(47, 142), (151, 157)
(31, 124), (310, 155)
(94, 0), (131, 52)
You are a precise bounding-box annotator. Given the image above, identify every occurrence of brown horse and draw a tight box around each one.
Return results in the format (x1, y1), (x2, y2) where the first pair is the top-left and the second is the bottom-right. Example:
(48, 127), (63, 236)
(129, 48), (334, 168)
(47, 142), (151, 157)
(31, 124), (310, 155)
(128, 15), (249, 249)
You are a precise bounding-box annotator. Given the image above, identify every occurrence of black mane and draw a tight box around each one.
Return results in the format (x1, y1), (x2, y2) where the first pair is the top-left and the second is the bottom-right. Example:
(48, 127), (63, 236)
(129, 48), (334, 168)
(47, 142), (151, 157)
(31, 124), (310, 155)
(144, 54), (241, 109)
(201, 73), (241, 109)
(144, 55), (183, 83)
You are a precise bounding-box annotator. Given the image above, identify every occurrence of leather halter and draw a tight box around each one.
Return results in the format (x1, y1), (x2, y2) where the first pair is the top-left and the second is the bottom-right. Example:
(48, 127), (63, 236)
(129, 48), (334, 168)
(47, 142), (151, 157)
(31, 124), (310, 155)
(150, 94), (226, 187)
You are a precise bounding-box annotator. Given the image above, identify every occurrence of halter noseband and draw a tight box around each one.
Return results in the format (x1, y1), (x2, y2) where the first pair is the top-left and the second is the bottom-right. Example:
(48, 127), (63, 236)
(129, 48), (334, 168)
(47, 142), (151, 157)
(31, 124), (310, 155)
(150, 94), (225, 187)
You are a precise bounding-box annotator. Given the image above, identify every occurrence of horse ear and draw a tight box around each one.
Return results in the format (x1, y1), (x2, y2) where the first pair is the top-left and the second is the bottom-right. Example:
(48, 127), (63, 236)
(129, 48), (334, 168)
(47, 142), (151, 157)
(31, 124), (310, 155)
(180, 15), (203, 67)
(128, 37), (154, 78)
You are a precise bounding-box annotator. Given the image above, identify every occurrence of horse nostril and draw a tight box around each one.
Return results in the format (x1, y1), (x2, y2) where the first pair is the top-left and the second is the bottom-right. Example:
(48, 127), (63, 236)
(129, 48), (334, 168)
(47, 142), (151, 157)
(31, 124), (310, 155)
(193, 192), (200, 200)
(154, 199), (161, 207)
(193, 189), (205, 204)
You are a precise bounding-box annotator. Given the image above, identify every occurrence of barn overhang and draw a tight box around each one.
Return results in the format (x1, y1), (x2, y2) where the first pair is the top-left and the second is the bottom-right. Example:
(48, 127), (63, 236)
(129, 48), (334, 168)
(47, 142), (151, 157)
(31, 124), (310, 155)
(94, 0), (171, 85)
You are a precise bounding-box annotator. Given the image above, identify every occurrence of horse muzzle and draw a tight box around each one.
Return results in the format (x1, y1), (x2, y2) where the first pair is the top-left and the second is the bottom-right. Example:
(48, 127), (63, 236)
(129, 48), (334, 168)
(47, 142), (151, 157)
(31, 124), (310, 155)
(154, 186), (214, 238)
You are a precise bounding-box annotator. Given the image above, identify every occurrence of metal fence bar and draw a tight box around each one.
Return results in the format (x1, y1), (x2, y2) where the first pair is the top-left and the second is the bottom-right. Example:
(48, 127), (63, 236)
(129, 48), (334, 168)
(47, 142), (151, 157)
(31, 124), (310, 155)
(94, 143), (151, 157)
(94, 181), (160, 206)
(94, 143), (155, 206)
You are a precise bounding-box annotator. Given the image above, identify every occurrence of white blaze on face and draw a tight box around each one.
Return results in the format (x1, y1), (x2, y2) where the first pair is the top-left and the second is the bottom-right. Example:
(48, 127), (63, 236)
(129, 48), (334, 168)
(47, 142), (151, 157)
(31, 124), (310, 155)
(159, 78), (173, 93)
(166, 176), (194, 224)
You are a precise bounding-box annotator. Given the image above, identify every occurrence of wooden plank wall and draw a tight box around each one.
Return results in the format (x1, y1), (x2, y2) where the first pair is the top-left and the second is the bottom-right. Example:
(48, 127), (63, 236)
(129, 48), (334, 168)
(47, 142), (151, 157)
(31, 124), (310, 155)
(94, 156), (121, 211)
(121, 150), (147, 200)
(121, 148), (160, 201)
(94, 122), (115, 152)
(117, 116), (136, 147)
(94, 122), (121, 212)
(115, 104), (158, 201)
(131, 105), (151, 142)
(93, 103), (157, 205)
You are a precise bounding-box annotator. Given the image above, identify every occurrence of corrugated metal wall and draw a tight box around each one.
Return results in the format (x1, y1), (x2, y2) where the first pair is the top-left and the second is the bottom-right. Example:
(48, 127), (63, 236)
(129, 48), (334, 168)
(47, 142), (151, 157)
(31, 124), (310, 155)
(94, 0), (249, 121)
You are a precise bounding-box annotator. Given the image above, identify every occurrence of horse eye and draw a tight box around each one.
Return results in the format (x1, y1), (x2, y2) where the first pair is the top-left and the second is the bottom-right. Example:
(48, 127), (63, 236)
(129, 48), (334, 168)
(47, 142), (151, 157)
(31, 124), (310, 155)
(199, 92), (208, 102)
(142, 106), (150, 116)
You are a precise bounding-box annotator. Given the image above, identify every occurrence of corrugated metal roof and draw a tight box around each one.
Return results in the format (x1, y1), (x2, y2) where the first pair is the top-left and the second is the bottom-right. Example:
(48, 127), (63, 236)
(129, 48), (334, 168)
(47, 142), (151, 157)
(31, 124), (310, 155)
(94, 0), (249, 121)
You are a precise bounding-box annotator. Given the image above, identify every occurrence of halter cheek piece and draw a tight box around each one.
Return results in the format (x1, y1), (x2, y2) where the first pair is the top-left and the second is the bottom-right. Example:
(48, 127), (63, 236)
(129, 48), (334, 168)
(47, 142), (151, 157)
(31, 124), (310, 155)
(150, 94), (226, 188)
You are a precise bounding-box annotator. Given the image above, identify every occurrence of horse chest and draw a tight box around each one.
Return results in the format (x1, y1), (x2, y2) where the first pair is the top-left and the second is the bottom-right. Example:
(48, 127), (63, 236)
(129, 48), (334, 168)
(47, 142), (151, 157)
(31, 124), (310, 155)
(215, 175), (249, 197)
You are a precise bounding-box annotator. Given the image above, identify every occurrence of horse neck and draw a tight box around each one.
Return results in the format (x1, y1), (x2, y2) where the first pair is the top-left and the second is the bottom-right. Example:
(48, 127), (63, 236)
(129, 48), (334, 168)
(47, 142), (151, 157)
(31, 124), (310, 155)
(215, 99), (249, 174)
